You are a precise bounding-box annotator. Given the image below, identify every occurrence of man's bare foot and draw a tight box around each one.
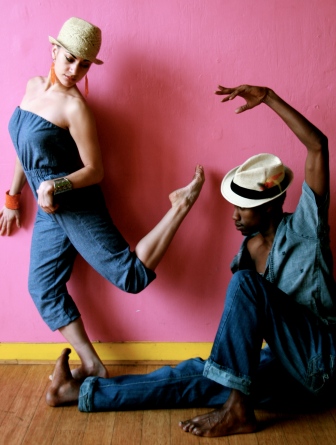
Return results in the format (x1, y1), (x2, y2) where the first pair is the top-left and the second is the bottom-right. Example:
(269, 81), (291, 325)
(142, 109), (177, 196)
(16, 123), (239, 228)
(179, 390), (257, 437)
(169, 165), (205, 210)
(46, 348), (81, 406)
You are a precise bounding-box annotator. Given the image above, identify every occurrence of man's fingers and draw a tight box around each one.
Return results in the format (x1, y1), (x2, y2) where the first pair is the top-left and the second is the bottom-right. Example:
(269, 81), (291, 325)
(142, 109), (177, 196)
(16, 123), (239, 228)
(235, 104), (251, 114)
(215, 85), (234, 95)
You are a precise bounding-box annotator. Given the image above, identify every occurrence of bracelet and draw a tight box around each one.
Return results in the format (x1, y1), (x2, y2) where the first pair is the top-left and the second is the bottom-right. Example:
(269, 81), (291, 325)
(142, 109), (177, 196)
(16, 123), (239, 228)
(5, 190), (21, 210)
(54, 178), (73, 195)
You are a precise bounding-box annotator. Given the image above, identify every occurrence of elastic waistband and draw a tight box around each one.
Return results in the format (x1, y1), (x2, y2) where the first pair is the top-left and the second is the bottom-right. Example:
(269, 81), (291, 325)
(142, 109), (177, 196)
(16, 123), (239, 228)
(24, 168), (70, 180)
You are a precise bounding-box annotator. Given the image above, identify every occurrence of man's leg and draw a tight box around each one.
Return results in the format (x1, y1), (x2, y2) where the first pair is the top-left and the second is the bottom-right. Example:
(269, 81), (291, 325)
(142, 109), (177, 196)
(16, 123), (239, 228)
(47, 270), (335, 437)
(46, 270), (297, 413)
(180, 270), (336, 437)
(46, 345), (310, 411)
(47, 349), (231, 409)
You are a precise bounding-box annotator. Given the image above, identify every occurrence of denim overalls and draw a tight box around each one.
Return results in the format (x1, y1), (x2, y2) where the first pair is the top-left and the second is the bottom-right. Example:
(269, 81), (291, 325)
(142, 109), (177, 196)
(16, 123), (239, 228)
(8, 107), (156, 330)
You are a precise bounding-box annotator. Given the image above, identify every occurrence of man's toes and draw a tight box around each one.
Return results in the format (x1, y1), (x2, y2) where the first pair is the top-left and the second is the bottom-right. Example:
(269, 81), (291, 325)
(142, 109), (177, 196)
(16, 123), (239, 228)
(179, 420), (194, 432)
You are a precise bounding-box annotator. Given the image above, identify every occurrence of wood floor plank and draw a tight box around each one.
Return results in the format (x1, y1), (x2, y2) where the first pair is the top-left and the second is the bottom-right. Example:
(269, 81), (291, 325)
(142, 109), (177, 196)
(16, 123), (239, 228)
(106, 364), (149, 378)
(111, 410), (144, 445)
(0, 364), (335, 444)
(81, 412), (116, 445)
(21, 365), (64, 445)
(0, 365), (30, 426)
(0, 365), (48, 445)
(254, 409), (289, 445)
(50, 405), (88, 445)
(51, 428), (86, 445)
(305, 410), (336, 445)
(21, 405), (63, 445)
(202, 437), (231, 445)
(329, 405), (336, 423)
(228, 431), (259, 445)
(140, 409), (171, 445)
(271, 411), (318, 445)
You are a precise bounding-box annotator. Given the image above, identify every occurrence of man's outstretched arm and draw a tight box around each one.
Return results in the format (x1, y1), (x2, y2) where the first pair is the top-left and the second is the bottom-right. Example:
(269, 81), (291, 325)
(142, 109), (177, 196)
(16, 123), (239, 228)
(216, 85), (329, 198)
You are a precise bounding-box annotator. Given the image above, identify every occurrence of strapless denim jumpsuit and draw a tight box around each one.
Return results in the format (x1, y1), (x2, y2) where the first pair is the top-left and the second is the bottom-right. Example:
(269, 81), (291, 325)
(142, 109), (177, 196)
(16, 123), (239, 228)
(8, 107), (156, 331)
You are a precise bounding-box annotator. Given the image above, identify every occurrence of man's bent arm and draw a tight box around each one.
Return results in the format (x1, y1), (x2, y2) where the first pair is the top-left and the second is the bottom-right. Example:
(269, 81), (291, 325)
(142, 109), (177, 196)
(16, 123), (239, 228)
(264, 89), (329, 198)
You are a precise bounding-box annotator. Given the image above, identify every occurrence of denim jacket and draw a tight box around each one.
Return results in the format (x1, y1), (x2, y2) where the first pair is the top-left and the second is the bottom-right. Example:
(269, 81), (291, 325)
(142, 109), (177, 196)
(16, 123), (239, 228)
(231, 182), (336, 326)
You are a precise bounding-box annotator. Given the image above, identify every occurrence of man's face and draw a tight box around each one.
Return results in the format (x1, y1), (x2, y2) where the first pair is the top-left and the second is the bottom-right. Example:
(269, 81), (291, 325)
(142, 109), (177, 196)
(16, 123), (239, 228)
(232, 205), (265, 236)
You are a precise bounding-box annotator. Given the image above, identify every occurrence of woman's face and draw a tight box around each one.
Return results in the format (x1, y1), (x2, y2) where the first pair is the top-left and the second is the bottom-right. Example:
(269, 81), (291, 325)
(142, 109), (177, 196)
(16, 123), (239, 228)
(52, 46), (92, 88)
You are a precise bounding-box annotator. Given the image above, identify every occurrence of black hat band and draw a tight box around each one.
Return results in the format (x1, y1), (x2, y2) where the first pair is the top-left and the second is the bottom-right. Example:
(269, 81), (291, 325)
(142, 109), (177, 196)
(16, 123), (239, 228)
(230, 174), (289, 200)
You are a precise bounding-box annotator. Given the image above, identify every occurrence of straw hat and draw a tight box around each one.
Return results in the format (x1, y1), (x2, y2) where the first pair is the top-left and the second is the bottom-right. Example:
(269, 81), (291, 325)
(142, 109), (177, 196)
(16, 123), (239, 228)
(49, 17), (103, 65)
(221, 153), (293, 208)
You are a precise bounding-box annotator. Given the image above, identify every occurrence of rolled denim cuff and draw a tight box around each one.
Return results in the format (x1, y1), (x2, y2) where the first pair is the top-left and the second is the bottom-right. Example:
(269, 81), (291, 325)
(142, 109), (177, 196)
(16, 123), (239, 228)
(78, 376), (99, 412)
(203, 359), (252, 396)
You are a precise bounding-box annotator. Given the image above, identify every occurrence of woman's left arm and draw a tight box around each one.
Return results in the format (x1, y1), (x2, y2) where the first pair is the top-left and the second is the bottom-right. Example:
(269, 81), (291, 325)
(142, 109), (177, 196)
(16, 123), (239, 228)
(65, 101), (104, 188)
(37, 100), (104, 213)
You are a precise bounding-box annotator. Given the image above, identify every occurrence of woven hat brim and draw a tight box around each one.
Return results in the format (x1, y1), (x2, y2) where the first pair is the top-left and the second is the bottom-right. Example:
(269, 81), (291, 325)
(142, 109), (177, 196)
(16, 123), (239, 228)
(221, 164), (294, 208)
(49, 36), (104, 65)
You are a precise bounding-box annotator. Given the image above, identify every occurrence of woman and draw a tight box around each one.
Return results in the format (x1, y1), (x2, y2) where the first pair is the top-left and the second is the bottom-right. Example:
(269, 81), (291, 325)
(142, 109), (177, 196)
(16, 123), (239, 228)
(0, 17), (205, 379)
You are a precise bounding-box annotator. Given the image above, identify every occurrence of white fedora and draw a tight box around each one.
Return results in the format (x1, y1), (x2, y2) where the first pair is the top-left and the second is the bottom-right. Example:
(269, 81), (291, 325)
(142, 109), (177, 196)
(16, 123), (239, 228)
(221, 153), (294, 208)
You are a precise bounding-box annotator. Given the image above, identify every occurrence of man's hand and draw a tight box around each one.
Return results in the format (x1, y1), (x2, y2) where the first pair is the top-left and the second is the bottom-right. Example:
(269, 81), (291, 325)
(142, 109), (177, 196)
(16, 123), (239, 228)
(215, 85), (269, 114)
(37, 180), (59, 214)
(0, 206), (21, 236)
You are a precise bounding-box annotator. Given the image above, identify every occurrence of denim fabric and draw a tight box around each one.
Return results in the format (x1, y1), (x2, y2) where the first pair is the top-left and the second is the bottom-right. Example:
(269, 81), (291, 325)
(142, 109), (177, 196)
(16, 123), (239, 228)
(9, 107), (156, 330)
(203, 271), (336, 396)
(78, 358), (228, 412)
(231, 182), (336, 325)
(78, 271), (336, 412)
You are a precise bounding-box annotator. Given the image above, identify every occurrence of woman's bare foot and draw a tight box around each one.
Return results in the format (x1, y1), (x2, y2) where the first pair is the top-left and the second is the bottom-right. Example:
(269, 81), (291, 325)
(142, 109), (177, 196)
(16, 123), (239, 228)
(58, 318), (109, 381)
(169, 165), (205, 210)
(134, 165), (205, 270)
(46, 348), (81, 407)
(71, 361), (109, 381)
(179, 390), (257, 437)
(48, 356), (109, 381)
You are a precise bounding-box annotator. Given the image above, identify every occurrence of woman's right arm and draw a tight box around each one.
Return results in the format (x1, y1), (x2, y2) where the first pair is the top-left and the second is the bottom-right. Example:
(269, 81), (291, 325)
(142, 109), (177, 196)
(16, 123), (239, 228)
(0, 156), (27, 236)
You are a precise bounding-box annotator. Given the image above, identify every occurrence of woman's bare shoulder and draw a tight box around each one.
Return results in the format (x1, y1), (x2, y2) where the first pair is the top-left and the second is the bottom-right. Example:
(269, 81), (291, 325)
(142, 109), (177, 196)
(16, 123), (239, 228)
(20, 77), (48, 107)
(65, 92), (90, 113)
(64, 93), (96, 128)
(25, 76), (48, 91)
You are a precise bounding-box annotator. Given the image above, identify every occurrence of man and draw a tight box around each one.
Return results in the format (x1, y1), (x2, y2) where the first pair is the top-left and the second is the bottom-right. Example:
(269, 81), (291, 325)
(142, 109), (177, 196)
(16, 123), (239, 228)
(46, 85), (336, 438)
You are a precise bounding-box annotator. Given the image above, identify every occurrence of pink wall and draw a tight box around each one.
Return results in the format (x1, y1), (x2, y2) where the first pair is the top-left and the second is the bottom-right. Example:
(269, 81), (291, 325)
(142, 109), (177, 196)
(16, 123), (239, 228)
(1, 0), (336, 343)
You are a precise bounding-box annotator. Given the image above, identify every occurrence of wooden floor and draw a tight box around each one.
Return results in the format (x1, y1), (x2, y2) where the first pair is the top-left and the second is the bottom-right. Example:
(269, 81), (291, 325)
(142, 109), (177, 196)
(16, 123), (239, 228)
(1, 362), (336, 445)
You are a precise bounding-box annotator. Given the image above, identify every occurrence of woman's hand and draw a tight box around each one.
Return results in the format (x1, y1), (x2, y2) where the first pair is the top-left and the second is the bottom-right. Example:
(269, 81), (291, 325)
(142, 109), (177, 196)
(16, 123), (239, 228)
(37, 180), (59, 214)
(0, 206), (21, 236)
(215, 84), (269, 113)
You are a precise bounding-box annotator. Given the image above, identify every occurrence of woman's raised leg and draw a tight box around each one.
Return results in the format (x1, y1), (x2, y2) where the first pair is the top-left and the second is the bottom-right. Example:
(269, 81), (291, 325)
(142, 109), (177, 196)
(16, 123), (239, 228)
(135, 164), (205, 270)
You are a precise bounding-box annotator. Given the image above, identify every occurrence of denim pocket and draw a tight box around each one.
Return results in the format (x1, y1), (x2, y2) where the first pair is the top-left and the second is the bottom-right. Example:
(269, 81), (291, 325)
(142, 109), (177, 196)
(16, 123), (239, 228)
(305, 354), (336, 394)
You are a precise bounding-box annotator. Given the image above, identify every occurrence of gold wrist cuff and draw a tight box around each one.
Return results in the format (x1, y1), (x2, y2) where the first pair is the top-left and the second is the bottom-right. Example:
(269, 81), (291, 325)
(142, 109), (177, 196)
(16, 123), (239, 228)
(54, 178), (73, 195)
